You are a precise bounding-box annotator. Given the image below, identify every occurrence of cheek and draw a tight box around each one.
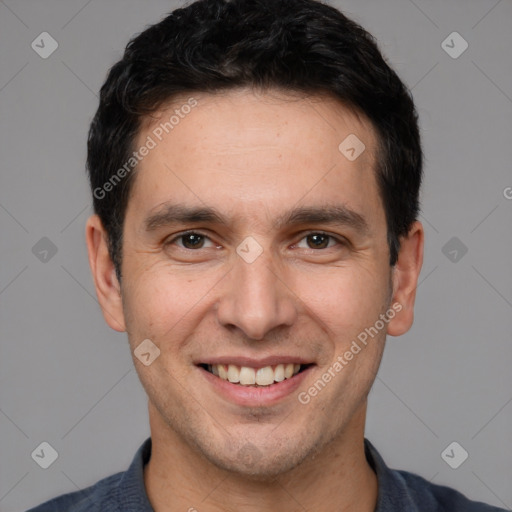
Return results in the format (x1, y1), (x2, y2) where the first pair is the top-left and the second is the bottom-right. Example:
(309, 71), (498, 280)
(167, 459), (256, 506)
(121, 264), (221, 345)
(293, 263), (390, 341)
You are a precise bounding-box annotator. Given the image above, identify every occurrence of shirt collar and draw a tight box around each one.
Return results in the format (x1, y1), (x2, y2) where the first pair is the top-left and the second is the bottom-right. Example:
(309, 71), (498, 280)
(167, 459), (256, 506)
(115, 437), (154, 511)
(364, 438), (420, 511)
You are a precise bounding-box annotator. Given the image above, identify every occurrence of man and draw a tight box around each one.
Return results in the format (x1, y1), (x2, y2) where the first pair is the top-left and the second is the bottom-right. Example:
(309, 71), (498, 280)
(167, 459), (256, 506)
(28, 0), (506, 510)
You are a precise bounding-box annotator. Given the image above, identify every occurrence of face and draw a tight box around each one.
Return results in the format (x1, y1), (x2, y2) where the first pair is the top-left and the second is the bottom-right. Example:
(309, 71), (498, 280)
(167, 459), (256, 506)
(89, 88), (420, 478)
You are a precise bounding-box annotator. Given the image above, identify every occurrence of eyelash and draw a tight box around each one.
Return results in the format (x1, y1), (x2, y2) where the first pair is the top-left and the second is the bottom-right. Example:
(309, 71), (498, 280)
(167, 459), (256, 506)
(165, 230), (346, 251)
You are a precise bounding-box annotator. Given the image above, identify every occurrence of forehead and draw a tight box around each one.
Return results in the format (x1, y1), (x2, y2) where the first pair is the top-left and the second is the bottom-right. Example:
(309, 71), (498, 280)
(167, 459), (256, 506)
(129, 88), (383, 230)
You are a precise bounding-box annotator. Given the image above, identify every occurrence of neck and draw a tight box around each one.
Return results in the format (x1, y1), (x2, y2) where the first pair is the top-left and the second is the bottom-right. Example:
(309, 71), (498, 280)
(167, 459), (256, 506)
(144, 403), (378, 512)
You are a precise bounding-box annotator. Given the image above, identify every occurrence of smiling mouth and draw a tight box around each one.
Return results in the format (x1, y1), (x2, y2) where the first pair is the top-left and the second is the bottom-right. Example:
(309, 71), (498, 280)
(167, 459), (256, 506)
(199, 363), (312, 387)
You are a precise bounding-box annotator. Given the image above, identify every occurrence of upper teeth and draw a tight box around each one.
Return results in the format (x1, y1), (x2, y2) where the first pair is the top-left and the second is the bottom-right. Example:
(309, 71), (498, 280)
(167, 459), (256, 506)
(209, 363), (301, 386)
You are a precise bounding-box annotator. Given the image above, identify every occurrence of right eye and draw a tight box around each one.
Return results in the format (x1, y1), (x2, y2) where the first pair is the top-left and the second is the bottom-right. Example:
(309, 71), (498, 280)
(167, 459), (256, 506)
(165, 231), (217, 250)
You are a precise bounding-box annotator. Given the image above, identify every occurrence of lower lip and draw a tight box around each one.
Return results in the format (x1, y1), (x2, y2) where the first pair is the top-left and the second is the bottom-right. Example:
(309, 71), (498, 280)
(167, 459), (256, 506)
(198, 365), (314, 407)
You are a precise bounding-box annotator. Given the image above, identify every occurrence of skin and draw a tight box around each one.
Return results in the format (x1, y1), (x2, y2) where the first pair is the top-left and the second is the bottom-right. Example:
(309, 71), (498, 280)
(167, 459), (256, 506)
(86, 88), (424, 512)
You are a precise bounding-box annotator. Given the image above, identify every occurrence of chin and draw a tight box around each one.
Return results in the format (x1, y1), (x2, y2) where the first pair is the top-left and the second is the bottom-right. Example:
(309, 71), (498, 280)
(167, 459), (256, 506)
(200, 436), (316, 480)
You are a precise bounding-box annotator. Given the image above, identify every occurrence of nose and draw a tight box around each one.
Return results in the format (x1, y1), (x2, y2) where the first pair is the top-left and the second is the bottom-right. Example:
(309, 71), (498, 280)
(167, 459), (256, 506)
(215, 249), (297, 341)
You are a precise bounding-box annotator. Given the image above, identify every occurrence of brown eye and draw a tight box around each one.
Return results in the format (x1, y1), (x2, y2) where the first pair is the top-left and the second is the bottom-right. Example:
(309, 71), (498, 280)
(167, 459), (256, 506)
(180, 233), (205, 249)
(306, 233), (330, 249)
(166, 232), (215, 250)
(296, 232), (341, 250)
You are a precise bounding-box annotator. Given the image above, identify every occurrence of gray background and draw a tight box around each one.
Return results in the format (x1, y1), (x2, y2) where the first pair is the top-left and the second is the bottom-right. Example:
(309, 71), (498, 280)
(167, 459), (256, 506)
(1, 0), (511, 510)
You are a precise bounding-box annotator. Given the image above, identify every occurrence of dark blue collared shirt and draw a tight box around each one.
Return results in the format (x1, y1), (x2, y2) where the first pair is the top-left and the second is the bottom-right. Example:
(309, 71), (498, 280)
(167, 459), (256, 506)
(27, 437), (507, 511)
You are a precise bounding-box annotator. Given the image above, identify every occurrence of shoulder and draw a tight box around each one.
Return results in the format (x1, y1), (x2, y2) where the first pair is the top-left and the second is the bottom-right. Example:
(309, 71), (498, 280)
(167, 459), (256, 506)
(26, 437), (153, 512)
(25, 471), (123, 512)
(364, 439), (507, 512)
(394, 468), (507, 512)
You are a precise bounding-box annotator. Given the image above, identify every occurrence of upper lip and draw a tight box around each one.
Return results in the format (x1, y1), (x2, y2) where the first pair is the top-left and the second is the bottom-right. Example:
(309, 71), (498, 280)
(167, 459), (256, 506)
(195, 356), (314, 368)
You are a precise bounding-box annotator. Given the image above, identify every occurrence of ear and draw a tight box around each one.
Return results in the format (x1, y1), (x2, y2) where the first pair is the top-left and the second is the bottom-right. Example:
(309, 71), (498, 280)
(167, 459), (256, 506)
(85, 214), (126, 332)
(387, 221), (424, 337)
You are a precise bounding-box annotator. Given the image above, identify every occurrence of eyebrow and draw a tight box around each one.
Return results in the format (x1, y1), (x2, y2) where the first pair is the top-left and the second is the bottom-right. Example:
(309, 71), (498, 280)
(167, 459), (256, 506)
(143, 202), (370, 235)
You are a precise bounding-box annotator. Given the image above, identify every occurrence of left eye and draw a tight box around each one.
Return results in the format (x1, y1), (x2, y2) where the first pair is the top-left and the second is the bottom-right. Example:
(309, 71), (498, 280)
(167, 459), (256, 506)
(295, 233), (340, 250)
